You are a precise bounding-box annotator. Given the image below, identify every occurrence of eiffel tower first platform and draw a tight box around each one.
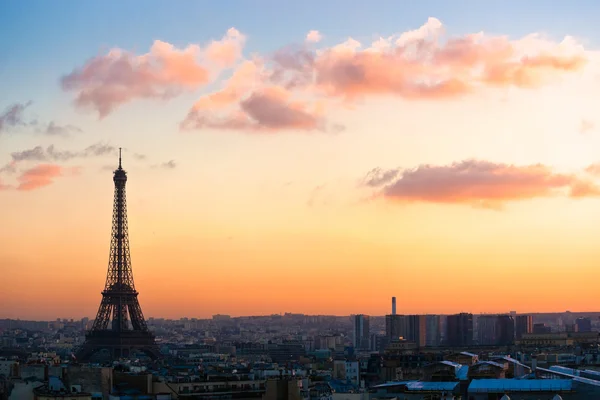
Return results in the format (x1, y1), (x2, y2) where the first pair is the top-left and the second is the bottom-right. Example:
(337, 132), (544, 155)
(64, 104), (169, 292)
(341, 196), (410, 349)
(76, 150), (160, 362)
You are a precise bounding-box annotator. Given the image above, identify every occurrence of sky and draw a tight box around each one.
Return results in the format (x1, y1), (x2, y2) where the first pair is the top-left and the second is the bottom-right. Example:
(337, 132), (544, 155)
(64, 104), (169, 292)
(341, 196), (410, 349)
(2, 1), (600, 320)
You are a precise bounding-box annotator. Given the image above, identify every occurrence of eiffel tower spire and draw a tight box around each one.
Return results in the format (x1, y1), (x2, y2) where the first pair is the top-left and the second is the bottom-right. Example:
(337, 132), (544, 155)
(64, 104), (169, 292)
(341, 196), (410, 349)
(76, 151), (159, 361)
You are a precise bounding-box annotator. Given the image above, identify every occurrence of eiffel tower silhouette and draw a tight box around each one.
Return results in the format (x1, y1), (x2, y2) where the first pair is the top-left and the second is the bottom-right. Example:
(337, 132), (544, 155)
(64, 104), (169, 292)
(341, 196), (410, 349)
(76, 149), (160, 361)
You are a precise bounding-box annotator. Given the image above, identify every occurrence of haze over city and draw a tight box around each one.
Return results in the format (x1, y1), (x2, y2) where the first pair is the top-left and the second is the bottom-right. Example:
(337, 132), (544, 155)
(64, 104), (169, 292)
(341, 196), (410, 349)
(2, 0), (600, 321)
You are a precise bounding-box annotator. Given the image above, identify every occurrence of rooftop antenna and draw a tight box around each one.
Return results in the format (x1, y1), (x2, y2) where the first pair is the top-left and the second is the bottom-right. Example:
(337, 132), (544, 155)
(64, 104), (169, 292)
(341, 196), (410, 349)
(119, 147), (122, 169)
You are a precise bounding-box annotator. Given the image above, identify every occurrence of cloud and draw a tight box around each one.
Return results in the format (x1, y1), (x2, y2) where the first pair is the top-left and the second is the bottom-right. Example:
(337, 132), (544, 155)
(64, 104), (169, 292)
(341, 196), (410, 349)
(365, 159), (600, 207)
(133, 153), (147, 160)
(8, 143), (118, 164)
(61, 28), (246, 117)
(182, 85), (325, 131)
(363, 167), (400, 187)
(305, 30), (322, 43)
(579, 119), (594, 134)
(204, 28), (246, 67)
(0, 101), (32, 132)
(16, 164), (70, 191)
(182, 18), (588, 133)
(45, 122), (83, 136)
(152, 160), (176, 169)
(585, 163), (600, 176)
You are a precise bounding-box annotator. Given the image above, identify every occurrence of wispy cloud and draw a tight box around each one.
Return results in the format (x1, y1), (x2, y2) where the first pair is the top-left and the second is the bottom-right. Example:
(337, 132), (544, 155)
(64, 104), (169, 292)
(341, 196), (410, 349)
(152, 160), (177, 169)
(9, 143), (118, 163)
(16, 164), (78, 191)
(0, 101), (33, 132)
(364, 160), (600, 208)
(44, 122), (83, 136)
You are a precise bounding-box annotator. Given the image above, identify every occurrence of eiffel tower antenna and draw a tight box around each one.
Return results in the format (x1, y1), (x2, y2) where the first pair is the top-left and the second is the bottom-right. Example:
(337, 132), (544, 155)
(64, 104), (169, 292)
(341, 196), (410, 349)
(76, 151), (160, 361)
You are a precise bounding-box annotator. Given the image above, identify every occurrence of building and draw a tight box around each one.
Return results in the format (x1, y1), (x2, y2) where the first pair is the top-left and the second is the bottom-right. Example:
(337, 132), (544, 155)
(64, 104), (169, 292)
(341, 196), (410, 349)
(353, 315), (370, 350)
(533, 323), (552, 334)
(333, 360), (360, 385)
(478, 315), (514, 346)
(516, 315), (533, 339)
(405, 315), (427, 347)
(391, 297), (396, 315)
(516, 333), (574, 347)
(576, 317), (592, 333)
(425, 315), (441, 347)
(385, 314), (404, 342)
(446, 313), (473, 347)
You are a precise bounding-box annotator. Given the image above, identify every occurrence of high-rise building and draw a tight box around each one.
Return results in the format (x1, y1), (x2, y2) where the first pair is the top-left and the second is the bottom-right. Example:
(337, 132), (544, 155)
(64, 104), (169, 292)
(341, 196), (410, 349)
(515, 315), (533, 339)
(477, 315), (497, 345)
(478, 315), (514, 346)
(386, 314), (405, 342)
(576, 317), (592, 333)
(425, 315), (442, 347)
(446, 313), (473, 347)
(354, 315), (370, 350)
(497, 315), (515, 345)
(405, 315), (427, 347)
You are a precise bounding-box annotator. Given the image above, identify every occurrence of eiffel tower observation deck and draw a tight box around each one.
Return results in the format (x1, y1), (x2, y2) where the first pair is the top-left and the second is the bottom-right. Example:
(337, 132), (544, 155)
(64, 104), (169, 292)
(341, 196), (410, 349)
(76, 149), (160, 362)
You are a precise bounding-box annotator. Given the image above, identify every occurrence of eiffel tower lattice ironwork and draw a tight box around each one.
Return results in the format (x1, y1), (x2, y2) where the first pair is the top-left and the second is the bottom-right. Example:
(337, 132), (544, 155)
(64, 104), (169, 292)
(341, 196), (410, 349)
(76, 149), (160, 361)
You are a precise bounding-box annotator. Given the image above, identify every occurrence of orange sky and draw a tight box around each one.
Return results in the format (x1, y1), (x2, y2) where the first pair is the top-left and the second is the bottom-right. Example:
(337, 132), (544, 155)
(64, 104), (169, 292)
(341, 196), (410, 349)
(2, 15), (600, 320)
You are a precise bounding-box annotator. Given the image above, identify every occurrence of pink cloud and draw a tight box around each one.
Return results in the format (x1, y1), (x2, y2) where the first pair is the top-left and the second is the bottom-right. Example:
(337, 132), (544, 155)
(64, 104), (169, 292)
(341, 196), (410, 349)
(205, 28), (247, 67)
(61, 28), (246, 117)
(182, 18), (588, 133)
(16, 164), (77, 191)
(182, 86), (324, 131)
(365, 160), (600, 207)
(305, 30), (322, 43)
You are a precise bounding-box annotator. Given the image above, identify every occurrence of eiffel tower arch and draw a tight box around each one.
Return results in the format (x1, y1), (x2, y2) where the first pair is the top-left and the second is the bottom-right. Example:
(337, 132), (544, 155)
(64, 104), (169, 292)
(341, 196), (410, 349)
(76, 150), (160, 362)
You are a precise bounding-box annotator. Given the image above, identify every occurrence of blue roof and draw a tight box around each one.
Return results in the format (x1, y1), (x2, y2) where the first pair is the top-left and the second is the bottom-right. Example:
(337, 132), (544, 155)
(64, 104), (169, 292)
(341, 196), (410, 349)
(372, 381), (410, 388)
(439, 360), (461, 368)
(372, 381), (458, 392)
(456, 365), (469, 380)
(540, 367), (600, 388)
(405, 381), (459, 391)
(468, 379), (572, 393)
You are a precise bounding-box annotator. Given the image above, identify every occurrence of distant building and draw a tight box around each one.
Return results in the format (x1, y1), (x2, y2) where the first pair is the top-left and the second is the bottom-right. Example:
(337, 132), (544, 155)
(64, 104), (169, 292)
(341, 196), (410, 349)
(353, 314), (370, 350)
(425, 315), (442, 347)
(446, 313), (473, 347)
(533, 323), (552, 334)
(370, 333), (388, 353)
(392, 297), (397, 315)
(385, 314), (404, 342)
(516, 315), (533, 339)
(576, 317), (592, 333)
(478, 315), (514, 346)
(405, 315), (427, 347)
(333, 359), (360, 385)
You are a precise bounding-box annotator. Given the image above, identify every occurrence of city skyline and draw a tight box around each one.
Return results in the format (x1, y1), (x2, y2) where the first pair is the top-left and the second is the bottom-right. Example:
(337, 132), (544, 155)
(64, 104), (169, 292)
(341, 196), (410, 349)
(2, 1), (600, 320)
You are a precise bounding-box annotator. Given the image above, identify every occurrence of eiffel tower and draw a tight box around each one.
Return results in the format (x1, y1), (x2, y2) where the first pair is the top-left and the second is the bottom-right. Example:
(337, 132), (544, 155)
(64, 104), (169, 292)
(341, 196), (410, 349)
(76, 149), (160, 361)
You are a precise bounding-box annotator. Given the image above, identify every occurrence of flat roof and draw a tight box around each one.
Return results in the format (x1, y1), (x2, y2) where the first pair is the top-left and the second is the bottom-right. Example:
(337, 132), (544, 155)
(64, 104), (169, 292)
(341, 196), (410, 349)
(468, 379), (572, 393)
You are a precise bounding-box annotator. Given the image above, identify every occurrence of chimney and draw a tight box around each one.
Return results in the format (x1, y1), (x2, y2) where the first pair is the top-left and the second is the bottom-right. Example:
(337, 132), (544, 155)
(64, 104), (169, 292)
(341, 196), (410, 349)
(392, 297), (396, 315)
